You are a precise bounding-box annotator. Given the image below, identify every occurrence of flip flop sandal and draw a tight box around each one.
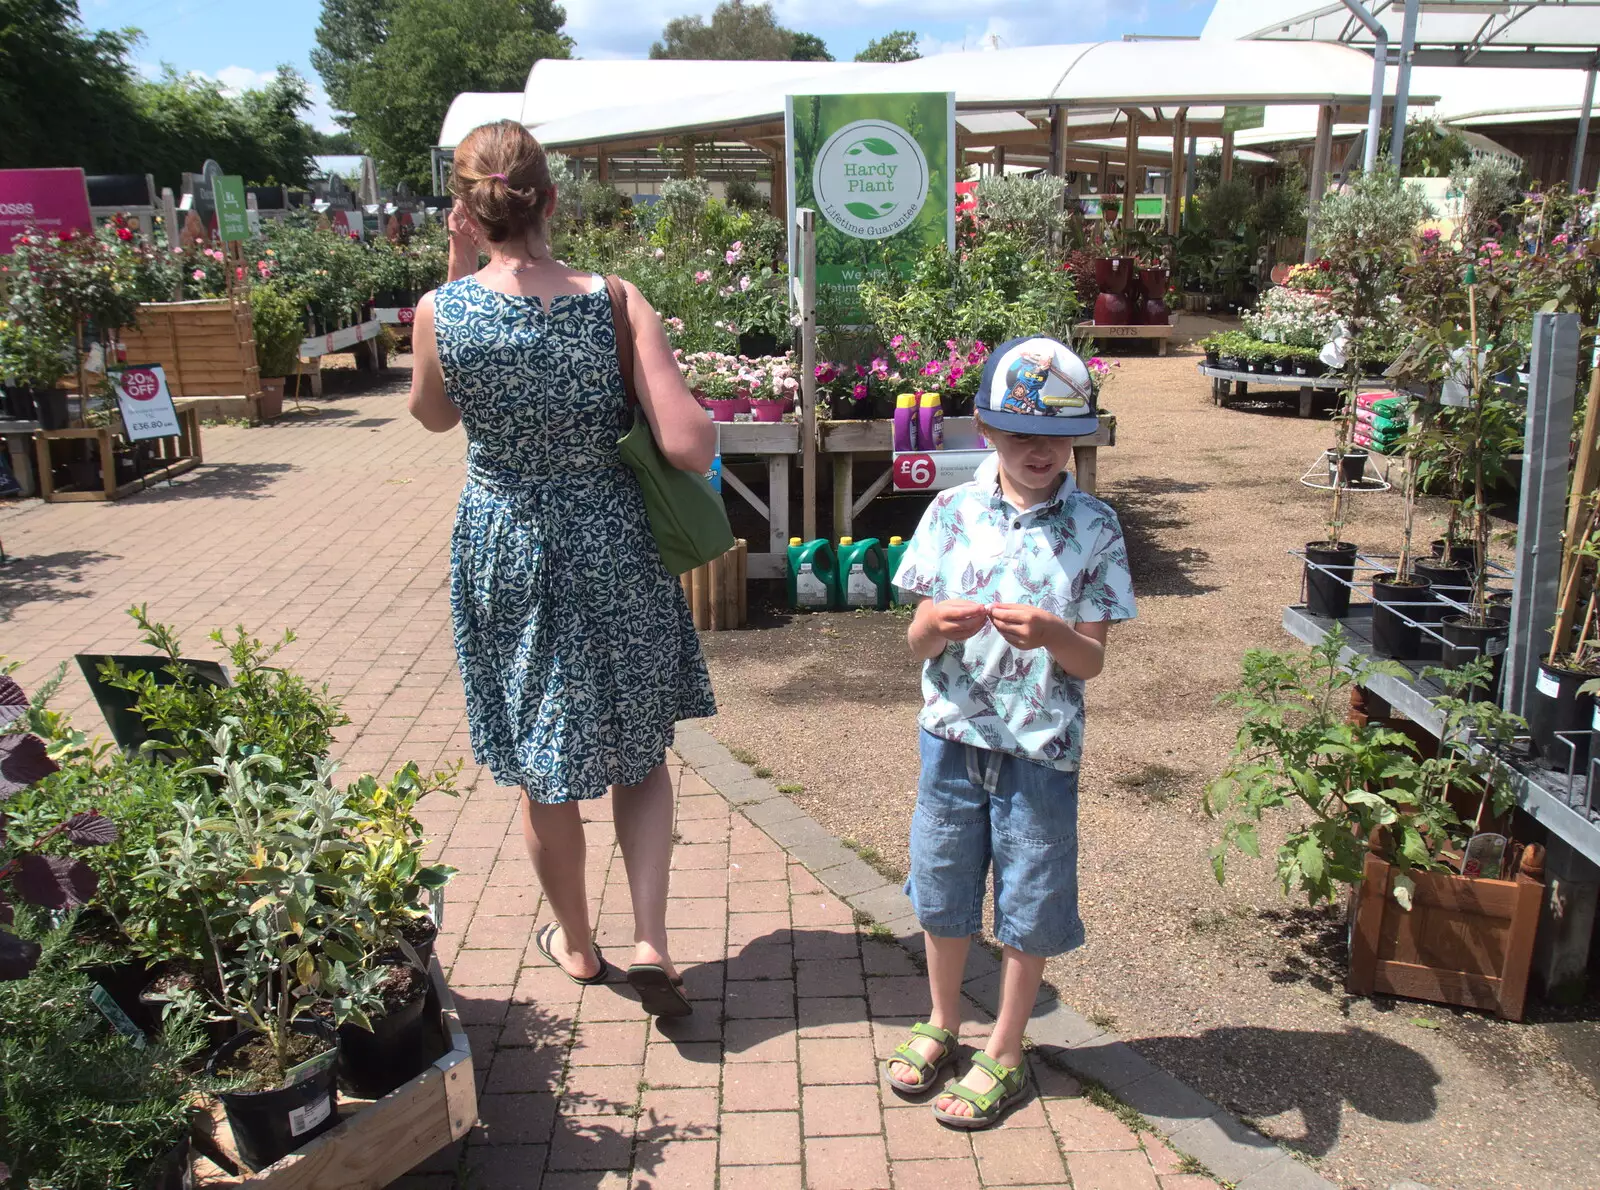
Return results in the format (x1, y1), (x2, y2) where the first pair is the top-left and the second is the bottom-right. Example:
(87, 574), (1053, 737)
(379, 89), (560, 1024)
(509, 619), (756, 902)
(626, 964), (693, 1018)
(535, 922), (609, 986)
(931, 1052), (1030, 1130)
(884, 1022), (958, 1097)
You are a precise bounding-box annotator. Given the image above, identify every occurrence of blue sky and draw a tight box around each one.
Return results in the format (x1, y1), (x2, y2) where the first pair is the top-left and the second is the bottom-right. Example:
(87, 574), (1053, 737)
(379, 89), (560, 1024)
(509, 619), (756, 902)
(90, 0), (1216, 131)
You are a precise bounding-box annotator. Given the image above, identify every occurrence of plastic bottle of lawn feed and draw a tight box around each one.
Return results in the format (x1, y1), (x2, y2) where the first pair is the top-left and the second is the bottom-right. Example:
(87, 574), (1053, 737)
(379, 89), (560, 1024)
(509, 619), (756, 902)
(918, 390), (944, 450)
(885, 536), (909, 604)
(787, 537), (837, 610)
(835, 537), (889, 610)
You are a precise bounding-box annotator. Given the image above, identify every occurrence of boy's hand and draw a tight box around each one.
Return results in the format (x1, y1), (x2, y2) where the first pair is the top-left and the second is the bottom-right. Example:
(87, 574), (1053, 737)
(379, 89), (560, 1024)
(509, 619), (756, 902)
(930, 599), (989, 642)
(988, 603), (1067, 651)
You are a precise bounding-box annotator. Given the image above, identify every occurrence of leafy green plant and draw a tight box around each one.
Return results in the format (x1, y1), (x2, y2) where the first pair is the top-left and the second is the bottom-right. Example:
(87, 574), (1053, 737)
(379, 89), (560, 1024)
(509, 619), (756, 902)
(250, 280), (305, 378)
(97, 606), (349, 780)
(0, 910), (203, 1189)
(341, 762), (458, 950)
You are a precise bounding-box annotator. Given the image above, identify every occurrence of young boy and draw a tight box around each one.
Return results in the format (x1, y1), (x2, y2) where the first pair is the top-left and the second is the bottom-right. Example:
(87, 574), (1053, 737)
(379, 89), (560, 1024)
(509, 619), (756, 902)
(885, 336), (1137, 1129)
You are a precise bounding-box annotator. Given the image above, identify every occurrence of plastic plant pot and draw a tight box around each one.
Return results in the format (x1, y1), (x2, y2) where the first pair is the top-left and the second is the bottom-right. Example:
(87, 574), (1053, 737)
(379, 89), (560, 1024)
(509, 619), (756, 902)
(1304, 541), (1357, 619)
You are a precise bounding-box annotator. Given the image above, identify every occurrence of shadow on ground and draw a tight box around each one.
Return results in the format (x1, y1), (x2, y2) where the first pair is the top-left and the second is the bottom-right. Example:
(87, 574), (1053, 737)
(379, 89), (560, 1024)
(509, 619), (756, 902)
(1101, 476), (1219, 598)
(1132, 1024), (1440, 1157)
(0, 549), (117, 619)
(114, 463), (297, 503)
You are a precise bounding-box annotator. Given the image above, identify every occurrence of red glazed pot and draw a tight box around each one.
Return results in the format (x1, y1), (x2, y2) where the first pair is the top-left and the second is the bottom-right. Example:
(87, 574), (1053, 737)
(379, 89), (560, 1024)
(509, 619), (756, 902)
(1093, 257), (1133, 295)
(1136, 266), (1167, 297)
(1143, 299), (1170, 326)
(1093, 292), (1132, 325)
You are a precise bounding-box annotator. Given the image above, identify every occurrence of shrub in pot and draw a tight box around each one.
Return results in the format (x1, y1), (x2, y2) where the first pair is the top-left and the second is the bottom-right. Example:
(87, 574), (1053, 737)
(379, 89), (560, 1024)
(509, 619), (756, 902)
(251, 282), (305, 421)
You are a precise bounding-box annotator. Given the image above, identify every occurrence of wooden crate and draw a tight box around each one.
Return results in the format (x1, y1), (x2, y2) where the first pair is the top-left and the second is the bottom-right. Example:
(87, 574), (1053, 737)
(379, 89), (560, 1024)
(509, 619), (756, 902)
(121, 300), (261, 402)
(193, 959), (476, 1187)
(1348, 851), (1543, 1020)
(33, 407), (203, 502)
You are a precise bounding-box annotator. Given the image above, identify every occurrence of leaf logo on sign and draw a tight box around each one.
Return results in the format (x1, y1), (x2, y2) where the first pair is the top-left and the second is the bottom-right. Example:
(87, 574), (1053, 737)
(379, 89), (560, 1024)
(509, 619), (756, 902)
(845, 202), (898, 220)
(846, 138), (898, 157)
(811, 119), (931, 241)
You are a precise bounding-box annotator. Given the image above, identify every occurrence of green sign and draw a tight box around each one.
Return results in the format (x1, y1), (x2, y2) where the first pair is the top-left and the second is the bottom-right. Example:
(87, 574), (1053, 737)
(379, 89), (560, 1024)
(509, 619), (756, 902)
(786, 92), (954, 314)
(214, 174), (250, 242)
(1222, 106), (1265, 134)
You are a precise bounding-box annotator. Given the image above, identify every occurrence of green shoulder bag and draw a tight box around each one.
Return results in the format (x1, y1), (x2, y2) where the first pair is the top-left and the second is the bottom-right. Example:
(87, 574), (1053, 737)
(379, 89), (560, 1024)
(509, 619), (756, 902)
(607, 275), (734, 575)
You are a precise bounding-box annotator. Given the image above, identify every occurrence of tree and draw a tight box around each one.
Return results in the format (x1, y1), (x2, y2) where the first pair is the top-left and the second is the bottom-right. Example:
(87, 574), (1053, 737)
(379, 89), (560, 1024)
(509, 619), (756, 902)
(311, 0), (395, 126)
(129, 67), (318, 188)
(311, 129), (363, 154)
(789, 32), (832, 61)
(650, 1), (793, 60)
(855, 29), (921, 62)
(344, 0), (572, 189)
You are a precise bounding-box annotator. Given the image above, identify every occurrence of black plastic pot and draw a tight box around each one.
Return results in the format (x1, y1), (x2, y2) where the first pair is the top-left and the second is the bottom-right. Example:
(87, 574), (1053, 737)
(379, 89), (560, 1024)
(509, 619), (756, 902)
(1304, 541), (1357, 618)
(1272, 359), (1291, 375)
(1430, 538), (1480, 570)
(35, 388), (69, 431)
(1328, 450), (1368, 487)
(210, 1020), (340, 1171)
(337, 964), (430, 1098)
(1412, 560), (1473, 662)
(1204, 349), (1220, 365)
(1217, 355), (1241, 372)
(76, 654), (230, 754)
(1487, 590), (1513, 624)
(140, 1134), (192, 1190)
(1370, 573), (1433, 660)
(738, 330), (781, 359)
(1529, 662), (1597, 771)
(1440, 615), (1509, 698)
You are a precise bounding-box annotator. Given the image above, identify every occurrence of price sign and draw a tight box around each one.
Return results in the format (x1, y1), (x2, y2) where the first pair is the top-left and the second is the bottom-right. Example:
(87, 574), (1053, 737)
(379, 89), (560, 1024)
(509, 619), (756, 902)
(397, 307), (415, 324)
(113, 365), (182, 441)
(892, 449), (988, 492)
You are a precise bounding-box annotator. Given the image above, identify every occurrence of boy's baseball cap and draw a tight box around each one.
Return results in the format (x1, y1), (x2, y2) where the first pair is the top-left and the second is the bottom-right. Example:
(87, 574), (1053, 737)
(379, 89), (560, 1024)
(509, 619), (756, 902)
(975, 336), (1098, 437)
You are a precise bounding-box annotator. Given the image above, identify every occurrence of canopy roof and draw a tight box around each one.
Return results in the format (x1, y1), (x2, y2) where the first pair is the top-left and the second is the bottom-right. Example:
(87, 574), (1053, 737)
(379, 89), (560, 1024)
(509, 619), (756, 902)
(1205, 0), (1600, 68)
(438, 93), (526, 151)
(505, 40), (1415, 153)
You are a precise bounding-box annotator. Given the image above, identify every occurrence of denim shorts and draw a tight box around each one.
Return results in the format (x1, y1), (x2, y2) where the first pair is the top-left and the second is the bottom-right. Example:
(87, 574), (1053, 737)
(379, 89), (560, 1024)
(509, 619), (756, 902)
(905, 729), (1085, 957)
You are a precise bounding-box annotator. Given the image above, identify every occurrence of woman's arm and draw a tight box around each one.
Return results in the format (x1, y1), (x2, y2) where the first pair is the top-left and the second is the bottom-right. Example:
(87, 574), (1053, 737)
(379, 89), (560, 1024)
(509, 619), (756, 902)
(407, 293), (461, 433)
(622, 279), (716, 474)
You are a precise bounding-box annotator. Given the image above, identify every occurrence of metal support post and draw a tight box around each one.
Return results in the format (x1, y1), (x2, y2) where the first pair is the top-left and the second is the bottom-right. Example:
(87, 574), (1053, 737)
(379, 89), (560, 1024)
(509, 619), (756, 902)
(1573, 66), (1596, 193)
(1340, 0), (1389, 172)
(1307, 105), (1335, 263)
(1389, 0), (1419, 167)
(797, 209), (818, 543)
(1505, 313), (1581, 719)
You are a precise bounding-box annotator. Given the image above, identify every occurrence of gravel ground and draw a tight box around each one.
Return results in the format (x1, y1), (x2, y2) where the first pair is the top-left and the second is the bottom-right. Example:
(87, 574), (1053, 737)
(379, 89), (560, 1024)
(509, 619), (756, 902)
(696, 345), (1600, 1190)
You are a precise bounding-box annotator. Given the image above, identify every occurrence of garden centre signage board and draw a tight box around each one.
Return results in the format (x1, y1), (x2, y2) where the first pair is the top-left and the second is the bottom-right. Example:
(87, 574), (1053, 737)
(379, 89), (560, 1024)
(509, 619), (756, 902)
(1222, 106), (1265, 133)
(785, 92), (955, 315)
(0, 168), (93, 254)
(112, 365), (182, 441)
(214, 175), (250, 241)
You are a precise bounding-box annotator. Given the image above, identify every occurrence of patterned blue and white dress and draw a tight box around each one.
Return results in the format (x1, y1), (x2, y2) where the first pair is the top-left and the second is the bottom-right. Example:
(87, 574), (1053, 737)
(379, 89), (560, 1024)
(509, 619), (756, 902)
(433, 273), (716, 803)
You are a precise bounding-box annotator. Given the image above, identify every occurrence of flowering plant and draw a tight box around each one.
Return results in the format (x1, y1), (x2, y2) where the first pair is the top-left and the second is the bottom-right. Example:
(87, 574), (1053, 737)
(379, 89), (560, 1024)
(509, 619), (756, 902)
(1242, 287), (1342, 350)
(1086, 356), (1118, 394)
(1282, 261), (1333, 292)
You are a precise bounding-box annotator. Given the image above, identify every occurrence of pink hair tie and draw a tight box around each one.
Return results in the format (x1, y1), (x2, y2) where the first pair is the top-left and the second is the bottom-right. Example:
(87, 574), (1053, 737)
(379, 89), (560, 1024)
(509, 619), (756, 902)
(488, 173), (508, 181)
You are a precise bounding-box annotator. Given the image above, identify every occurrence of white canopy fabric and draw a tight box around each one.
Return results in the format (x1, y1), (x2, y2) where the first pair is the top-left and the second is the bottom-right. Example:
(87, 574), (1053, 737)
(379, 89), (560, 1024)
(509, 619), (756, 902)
(438, 92), (526, 151)
(518, 40), (1411, 151)
(1205, 0), (1600, 58)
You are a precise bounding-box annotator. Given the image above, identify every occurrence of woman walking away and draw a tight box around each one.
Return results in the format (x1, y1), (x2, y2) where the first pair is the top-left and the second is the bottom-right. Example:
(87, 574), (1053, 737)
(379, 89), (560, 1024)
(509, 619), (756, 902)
(407, 120), (717, 1018)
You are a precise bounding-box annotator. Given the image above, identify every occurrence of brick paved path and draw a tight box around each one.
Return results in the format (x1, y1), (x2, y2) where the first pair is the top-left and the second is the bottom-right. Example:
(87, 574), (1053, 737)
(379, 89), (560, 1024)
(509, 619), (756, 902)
(0, 379), (1313, 1189)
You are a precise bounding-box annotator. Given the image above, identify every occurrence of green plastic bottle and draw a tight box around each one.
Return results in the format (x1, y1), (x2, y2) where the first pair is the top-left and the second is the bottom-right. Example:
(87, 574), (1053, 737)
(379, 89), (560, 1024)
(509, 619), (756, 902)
(835, 536), (889, 610)
(886, 535), (909, 604)
(787, 537), (837, 610)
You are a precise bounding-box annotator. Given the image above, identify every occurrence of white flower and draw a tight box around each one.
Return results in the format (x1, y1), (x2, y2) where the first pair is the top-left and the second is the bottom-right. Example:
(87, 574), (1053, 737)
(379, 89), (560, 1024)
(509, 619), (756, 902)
(654, 248), (665, 260)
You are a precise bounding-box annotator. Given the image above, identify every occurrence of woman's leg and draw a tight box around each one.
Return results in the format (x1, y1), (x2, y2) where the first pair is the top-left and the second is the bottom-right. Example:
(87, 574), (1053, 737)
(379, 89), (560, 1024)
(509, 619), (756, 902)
(612, 763), (677, 976)
(522, 796), (601, 980)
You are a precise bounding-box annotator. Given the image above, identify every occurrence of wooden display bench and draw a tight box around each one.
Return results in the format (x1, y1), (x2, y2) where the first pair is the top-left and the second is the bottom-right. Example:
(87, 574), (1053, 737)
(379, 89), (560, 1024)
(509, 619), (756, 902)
(297, 320), (384, 398)
(32, 406), (203, 502)
(194, 959), (475, 1187)
(1076, 320), (1174, 356)
(1200, 362), (1391, 419)
(717, 422), (799, 580)
(820, 413), (1117, 540)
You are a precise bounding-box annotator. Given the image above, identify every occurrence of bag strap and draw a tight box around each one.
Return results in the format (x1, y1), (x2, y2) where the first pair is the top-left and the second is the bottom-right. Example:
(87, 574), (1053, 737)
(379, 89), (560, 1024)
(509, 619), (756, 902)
(604, 274), (638, 409)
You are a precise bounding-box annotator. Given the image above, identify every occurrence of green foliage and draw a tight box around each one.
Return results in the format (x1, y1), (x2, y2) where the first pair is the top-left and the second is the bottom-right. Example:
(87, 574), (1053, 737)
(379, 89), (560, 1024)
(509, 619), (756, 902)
(250, 281), (306, 378)
(973, 174), (1065, 257)
(1450, 156), (1520, 247)
(1397, 117), (1473, 178)
(0, 911), (201, 1188)
(722, 178), (766, 212)
(855, 30), (921, 62)
(857, 232), (1081, 353)
(1207, 630), (1521, 907)
(341, 0), (572, 188)
(789, 31), (832, 61)
(96, 606), (350, 781)
(131, 66), (320, 189)
(312, 0), (395, 126)
(651, 0), (804, 59)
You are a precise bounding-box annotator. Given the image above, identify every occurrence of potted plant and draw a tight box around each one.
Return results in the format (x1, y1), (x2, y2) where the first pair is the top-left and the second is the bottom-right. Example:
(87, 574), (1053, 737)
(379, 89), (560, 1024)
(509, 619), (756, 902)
(1208, 634), (1540, 1018)
(690, 364), (740, 421)
(0, 313), (72, 429)
(250, 281), (305, 421)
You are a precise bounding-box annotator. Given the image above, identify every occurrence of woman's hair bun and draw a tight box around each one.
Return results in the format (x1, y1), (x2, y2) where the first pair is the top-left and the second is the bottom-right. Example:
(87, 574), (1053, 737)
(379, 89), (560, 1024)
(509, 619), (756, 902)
(451, 120), (555, 243)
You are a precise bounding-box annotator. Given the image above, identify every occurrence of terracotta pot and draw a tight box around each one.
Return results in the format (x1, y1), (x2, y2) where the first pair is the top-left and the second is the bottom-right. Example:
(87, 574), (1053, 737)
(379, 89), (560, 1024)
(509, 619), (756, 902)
(1093, 292), (1132, 325)
(258, 378), (285, 421)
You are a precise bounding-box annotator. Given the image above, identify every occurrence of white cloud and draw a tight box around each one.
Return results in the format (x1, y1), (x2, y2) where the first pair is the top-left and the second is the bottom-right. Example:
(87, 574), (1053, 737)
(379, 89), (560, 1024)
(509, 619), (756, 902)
(213, 64), (280, 96)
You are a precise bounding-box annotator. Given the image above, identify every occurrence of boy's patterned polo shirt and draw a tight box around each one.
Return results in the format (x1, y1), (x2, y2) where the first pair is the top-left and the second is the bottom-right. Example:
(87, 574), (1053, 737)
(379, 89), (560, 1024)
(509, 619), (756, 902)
(892, 454), (1137, 771)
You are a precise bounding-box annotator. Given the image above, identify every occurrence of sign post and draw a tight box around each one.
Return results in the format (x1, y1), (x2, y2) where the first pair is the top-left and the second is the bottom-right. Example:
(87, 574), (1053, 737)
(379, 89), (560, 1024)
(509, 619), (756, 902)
(785, 92), (954, 317)
(113, 365), (182, 442)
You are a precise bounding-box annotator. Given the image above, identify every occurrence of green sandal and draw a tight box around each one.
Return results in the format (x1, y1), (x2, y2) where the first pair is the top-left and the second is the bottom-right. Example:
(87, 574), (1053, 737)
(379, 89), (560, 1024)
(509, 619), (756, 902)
(883, 1022), (958, 1097)
(931, 1052), (1029, 1130)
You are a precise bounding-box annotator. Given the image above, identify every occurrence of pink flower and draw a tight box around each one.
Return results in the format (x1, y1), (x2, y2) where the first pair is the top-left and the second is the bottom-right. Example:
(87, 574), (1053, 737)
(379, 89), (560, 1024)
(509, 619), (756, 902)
(1420, 228), (1441, 243)
(694, 270), (711, 284)
(891, 334), (905, 348)
(192, 268), (205, 281)
(116, 227), (133, 242)
(945, 339), (957, 350)
(921, 362), (940, 376)
(654, 248), (665, 259)
(948, 365), (965, 381)
(852, 382), (868, 399)
(855, 363), (868, 378)
(235, 266), (244, 280)
(725, 241), (743, 265)
(739, 275), (751, 291)
(973, 340), (987, 353)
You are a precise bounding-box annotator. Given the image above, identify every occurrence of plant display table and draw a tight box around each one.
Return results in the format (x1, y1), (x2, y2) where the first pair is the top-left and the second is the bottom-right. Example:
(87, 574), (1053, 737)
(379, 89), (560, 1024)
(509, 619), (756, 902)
(820, 413), (1116, 541)
(193, 959), (474, 1187)
(1075, 320), (1174, 356)
(373, 307), (416, 328)
(32, 406), (203, 502)
(715, 421), (799, 580)
(296, 320), (385, 398)
(1198, 363), (1389, 418)
(0, 417), (41, 497)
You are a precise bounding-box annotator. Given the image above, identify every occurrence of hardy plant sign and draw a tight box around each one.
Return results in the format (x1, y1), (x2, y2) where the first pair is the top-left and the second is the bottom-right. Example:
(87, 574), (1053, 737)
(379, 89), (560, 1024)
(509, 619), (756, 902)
(786, 92), (955, 317)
